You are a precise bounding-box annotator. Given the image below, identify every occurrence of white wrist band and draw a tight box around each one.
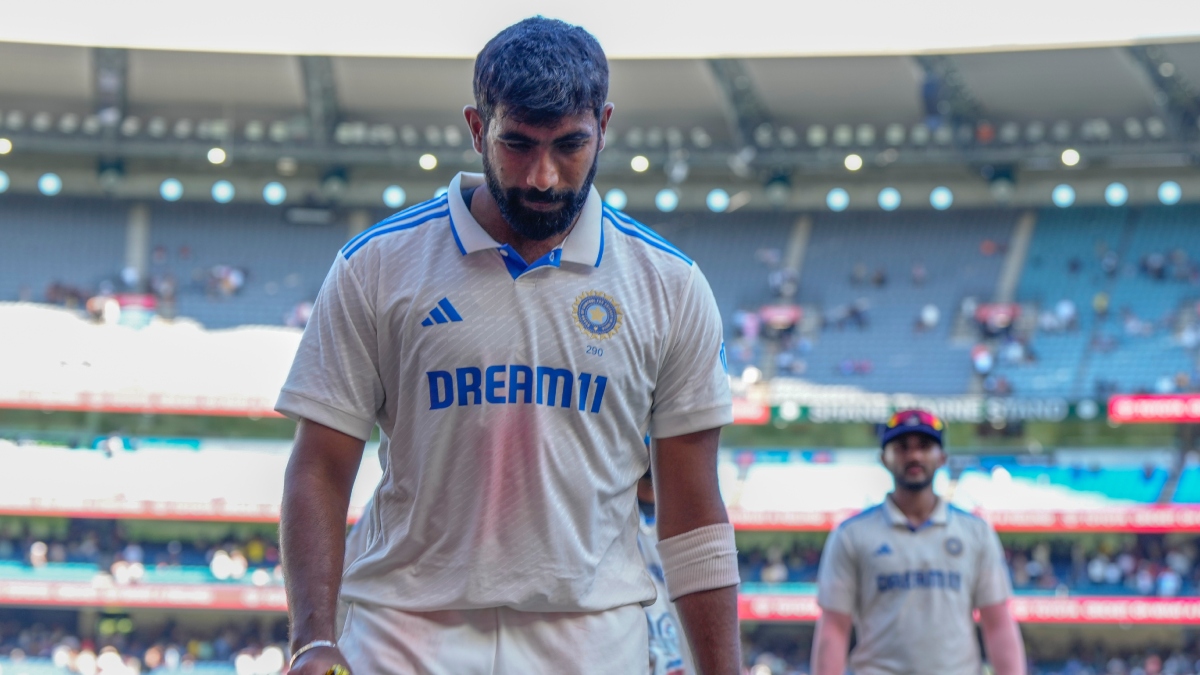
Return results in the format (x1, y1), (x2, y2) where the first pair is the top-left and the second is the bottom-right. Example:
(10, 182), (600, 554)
(656, 522), (740, 601)
(289, 639), (337, 669)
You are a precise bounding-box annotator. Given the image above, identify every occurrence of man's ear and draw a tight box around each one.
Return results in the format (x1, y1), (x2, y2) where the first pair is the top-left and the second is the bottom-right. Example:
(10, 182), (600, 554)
(464, 106), (486, 154)
(597, 103), (615, 152)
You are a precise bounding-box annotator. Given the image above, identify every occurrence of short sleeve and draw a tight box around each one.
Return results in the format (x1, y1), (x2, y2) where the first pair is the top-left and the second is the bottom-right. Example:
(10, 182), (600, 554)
(649, 265), (733, 438)
(973, 526), (1013, 609)
(275, 254), (384, 441)
(817, 526), (859, 616)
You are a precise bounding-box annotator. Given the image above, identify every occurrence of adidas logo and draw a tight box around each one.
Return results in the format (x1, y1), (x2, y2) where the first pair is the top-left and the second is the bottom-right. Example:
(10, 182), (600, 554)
(874, 543), (892, 556)
(420, 297), (464, 327)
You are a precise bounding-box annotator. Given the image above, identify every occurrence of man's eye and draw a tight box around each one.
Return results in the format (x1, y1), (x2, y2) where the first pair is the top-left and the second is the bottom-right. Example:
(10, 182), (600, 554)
(505, 142), (530, 151)
(558, 143), (586, 152)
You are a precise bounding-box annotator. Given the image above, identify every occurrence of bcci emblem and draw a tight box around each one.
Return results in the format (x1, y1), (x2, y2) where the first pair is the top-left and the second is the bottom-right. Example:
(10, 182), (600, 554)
(945, 537), (964, 557)
(573, 291), (622, 340)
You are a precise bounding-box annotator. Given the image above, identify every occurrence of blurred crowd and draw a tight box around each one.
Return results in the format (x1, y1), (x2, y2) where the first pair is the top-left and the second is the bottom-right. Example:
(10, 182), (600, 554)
(0, 616), (288, 675)
(0, 520), (282, 587)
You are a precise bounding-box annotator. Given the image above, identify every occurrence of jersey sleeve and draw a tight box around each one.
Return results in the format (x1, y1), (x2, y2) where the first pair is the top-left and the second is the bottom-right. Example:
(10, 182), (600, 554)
(973, 525), (1013, 609)
(275, 254), (384, 441)
(816, 526), (859, 616)
(649, 265), (733, 438)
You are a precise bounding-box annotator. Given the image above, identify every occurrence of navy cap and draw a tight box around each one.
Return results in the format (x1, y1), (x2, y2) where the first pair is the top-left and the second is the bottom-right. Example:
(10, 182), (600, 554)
(880, 409), (945, 449)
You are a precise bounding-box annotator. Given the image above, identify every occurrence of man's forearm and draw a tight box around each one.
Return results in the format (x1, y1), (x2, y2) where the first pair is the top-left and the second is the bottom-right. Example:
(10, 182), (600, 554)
(811, 614), (851, 675)
(674, 584), (740, 675)
(281, 424), (362, 651)
(983, 620), (1026, 675)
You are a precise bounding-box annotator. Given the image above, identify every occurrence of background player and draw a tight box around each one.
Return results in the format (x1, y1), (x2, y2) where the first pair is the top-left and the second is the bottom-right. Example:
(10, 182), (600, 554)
(278, 17), (741, 675)
(811, 409), (1026, 675)
(636, 448), (695, 675)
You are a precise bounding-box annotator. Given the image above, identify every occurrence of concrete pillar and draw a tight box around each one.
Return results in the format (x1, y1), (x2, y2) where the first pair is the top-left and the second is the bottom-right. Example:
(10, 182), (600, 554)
(125, 203), (151, 293)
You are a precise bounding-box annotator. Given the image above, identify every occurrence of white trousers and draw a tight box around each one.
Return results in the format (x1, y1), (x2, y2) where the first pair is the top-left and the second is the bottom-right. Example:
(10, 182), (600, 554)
(338, 601), (649, 675)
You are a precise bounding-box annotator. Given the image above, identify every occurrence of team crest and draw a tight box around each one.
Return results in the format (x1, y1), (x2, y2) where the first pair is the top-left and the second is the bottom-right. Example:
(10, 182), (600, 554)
(944, 536), (964, 557)
(573, 291), (622, 340)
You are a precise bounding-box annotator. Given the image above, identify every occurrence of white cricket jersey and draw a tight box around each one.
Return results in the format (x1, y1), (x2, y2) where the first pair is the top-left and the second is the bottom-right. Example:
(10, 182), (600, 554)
(277, 172), (733, 613)
(816, 496), (1012, 675)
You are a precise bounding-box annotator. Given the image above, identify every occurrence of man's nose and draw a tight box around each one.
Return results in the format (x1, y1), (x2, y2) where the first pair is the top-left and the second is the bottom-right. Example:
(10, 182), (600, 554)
(527, 151), (559, 192)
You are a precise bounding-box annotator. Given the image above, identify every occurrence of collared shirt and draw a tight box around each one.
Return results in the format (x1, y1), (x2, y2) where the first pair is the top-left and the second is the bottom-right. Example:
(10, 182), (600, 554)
(817, 495), (1012, 675)
(276, 172), (733, 612)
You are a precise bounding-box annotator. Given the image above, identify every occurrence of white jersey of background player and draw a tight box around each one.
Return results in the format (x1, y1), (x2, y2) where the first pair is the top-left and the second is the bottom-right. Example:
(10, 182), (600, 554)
(277, 16), (741, 675)
(636, 455), (694, 675)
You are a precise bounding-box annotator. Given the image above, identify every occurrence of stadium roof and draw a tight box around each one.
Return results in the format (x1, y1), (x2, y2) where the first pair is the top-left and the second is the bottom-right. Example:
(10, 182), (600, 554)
(4, 0), (1200, 59)
(1, 42), (1194, 130)
(1, 22), (1199, 210)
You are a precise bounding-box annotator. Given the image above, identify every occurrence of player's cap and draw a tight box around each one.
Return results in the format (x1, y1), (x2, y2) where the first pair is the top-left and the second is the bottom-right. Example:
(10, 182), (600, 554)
(880, 409), (945, 449)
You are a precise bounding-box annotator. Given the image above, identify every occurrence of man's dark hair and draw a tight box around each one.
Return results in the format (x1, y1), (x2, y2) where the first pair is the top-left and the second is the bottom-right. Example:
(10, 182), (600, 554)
(474, 17), (609, 126)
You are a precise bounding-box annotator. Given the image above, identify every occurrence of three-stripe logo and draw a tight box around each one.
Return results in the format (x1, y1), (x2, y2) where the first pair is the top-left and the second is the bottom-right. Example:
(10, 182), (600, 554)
(420, 297), (463, 327)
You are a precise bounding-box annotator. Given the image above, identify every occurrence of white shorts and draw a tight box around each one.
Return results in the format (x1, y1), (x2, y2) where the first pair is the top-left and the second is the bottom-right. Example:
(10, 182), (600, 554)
(338, 601), (649, 675)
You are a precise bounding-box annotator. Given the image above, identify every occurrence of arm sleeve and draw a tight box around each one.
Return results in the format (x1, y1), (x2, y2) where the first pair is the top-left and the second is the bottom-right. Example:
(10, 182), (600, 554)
(275, 254), (384, 441)
(649, 265), (733, 438)
(973, 526), (1013, 609)
(816, 526), (859, 616)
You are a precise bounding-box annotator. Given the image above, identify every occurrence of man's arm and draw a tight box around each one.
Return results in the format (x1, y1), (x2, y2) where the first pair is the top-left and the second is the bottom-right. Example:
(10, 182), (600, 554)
(654, 427), (740, 675)
(811, 609), (853, 675)
(979, 601), (1026, 675)
(281, 418), (366, 674)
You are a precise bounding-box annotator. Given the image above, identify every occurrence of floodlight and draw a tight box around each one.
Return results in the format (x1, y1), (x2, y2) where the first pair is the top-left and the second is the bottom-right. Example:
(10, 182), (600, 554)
(1104, 182), (1128, 207)
(38, 173), (62, 196)
(707, 189), (730, 212)
(263, 182), (287, 205)
(383, 185), (406, 208)
(1160, 181), (1182, 205)
(826, 188), (849, 212)
(160, 178), (183, 202)
(1052, 184), (1075, 208)
(604, 188), (628, 210)
(930, 186), (953, 210)
(212, 180), (235, 203)
(655, 188), (679, 212)
(878, 187), (901, 211)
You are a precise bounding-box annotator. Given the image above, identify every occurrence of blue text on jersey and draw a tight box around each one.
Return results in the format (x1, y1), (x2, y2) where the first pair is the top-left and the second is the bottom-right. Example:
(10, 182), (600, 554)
(876, 569), (962, 592)
(427, 365), (608, 413)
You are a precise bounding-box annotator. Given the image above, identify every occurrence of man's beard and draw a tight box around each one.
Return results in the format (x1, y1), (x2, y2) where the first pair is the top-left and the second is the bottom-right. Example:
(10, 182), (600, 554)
(482, 149), (599, 242)
(893, 467), (934, 492)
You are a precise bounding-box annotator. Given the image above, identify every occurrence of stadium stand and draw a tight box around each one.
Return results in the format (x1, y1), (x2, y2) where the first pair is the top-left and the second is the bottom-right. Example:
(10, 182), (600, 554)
(996, 206), (1200, 398)
(0, 196), (127, 305)
(786, 209), (1013, 395)
(146, 202), (354, 329)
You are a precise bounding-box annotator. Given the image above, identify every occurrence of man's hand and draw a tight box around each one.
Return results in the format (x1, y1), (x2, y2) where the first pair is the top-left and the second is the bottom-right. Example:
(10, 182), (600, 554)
(289, 644), (353, 675)
(654, 427), (740, 675)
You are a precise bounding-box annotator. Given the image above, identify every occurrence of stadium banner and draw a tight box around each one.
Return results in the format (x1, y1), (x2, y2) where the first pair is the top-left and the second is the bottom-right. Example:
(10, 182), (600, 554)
(728, 507), (1200, 533)
(1109, 394), (1200, 424)
(763, 394), (1103, 425)
(738, 594), (1200, 624)
(0, 580), (288, 611)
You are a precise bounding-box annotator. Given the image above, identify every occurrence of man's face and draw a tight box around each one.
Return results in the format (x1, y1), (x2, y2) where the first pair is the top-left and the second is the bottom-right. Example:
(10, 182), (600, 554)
(469, 104), (612, 241)
(882, 433), (946, 491)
